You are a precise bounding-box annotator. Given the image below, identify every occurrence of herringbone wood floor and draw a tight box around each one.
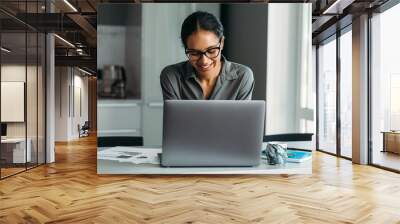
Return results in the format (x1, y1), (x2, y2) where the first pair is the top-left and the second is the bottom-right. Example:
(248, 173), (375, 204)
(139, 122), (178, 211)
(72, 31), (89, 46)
(1, 136), (400, 224)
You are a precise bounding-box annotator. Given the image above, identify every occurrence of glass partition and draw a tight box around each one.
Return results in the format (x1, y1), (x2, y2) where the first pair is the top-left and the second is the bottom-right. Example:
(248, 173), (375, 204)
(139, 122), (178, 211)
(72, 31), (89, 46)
(1, 29), (28, 178)
(27, 30), (38, 169)
(38, 32), (45, 165)
(26, 0), (41, 169)
(0, 1), (46, 179)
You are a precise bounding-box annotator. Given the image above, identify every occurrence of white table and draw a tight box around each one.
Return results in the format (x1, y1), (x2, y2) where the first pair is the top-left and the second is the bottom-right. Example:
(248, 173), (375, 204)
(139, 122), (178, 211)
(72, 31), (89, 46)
(97, 146), (312, 175)
(1, 138), (31, 163)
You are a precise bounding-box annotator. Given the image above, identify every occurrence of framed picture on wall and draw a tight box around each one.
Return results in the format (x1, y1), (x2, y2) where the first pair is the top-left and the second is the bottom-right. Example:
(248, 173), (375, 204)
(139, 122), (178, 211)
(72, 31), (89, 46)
(1, 81), (25, 122)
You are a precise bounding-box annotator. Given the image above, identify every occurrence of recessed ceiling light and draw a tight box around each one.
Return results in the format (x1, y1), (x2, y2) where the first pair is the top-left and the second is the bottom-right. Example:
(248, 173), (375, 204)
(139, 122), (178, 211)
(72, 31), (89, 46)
(78, 67), (92, 76)
(54, 34), (75, 48)
(63, 0), (78, 12)
(1, 47), (11, 53)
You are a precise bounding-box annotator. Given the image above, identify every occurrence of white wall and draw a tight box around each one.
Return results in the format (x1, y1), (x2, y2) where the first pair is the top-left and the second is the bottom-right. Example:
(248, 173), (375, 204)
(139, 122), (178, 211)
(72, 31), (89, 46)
(1, 65), (38, 138)
(1, 66), (25, 128)
(1, 65), (26, 81)
(266, 3), (313, 136)
(55, 67), (89, 141)
(2, 63), (47, 163)
(55, 67), (69, 141)
(72, 73), (89, 138)
(97, 26), (126, 69)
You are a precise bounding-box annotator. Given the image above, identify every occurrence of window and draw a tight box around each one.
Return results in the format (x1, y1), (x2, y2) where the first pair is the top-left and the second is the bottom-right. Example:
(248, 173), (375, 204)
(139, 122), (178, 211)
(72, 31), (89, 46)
(318, 37), (337, 154)
(371, 3), (400, 171)
(390, 74), (400, 130)
(339, 29), (352, 158)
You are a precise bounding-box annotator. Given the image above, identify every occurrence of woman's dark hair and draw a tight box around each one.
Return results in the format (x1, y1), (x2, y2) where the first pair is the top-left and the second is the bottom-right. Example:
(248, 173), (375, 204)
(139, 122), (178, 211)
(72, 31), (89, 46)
(181, 11), (224, 49)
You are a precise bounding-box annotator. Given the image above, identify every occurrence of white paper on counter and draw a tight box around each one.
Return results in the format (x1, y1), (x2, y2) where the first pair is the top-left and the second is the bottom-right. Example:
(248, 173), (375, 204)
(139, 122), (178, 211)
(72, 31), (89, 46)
(98, 146), (161, 164)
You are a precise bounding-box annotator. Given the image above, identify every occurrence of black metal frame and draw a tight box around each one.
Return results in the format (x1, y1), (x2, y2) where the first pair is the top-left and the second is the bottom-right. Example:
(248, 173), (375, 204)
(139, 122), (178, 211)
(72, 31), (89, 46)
(0, 17), (2, 179)
(36, 1), (39, 168)
(336, 27), (341, 157)
(367, 11), (373, 166)
(98, 137), (144, 147)
(0, 0), (47, 180)
(264, 133), (313, 142)
(44, 0), (47, 165)
(315, 22), (353, 161)
(315, 45), (319, 151)
(25, 1), (28, 172)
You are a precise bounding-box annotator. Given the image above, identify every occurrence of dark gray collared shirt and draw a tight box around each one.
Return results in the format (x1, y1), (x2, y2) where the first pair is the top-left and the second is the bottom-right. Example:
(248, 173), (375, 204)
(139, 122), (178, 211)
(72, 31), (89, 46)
(160, 56), (254, 100)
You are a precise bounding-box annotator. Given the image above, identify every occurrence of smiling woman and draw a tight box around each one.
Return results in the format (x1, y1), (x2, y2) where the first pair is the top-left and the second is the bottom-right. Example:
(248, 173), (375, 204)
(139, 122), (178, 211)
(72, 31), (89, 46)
(160, 11), (254, 100)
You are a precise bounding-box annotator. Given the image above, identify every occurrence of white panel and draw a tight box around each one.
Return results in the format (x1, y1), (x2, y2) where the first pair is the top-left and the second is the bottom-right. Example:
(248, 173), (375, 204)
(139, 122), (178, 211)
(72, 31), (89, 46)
(73, 86), (82, 138)
(1, 82), (25, 122)
(98, 100), (142, 137)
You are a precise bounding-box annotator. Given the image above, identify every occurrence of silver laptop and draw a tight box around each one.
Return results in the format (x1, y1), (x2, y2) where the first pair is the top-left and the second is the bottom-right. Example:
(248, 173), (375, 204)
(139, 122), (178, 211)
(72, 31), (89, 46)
(161, 100), (265, 167)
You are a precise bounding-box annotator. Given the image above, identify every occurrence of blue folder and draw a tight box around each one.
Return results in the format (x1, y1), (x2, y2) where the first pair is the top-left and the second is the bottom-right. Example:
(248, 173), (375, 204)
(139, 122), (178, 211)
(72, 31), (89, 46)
(286, 150), (312, 163)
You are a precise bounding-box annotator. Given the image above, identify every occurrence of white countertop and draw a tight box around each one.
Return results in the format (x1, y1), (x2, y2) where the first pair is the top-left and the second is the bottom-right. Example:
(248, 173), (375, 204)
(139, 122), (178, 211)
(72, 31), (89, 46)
(97, 146), (312, 175)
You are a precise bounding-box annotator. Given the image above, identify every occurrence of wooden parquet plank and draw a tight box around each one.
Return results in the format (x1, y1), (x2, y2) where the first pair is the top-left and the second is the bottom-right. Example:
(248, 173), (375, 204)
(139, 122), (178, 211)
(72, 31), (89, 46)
(1, 136), (400, 223)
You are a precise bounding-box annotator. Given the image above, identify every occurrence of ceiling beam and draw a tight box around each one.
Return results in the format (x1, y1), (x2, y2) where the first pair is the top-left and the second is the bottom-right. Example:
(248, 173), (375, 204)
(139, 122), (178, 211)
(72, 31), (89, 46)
(55, 55), (96, 71)
(312, 15), (335, 33)
(322, 0), (356, 14)
(67, 13), (97, 39)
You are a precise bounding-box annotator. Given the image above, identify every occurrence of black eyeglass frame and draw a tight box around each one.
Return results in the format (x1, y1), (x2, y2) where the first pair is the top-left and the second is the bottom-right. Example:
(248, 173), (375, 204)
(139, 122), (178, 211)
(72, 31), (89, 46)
(185, 38), (222, 60)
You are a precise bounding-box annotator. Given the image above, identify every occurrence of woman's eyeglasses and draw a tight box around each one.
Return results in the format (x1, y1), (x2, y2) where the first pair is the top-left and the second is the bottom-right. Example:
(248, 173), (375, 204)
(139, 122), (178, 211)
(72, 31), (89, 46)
(185, 40), (221, 61)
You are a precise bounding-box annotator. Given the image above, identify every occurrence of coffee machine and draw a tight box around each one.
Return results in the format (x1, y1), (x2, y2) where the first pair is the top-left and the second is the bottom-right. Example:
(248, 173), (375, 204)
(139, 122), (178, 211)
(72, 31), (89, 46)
(98, 65), (127, 98)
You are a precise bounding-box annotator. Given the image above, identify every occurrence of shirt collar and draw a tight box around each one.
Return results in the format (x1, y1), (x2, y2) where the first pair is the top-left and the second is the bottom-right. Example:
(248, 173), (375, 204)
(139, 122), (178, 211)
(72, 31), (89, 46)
(184, 55), (238, 81)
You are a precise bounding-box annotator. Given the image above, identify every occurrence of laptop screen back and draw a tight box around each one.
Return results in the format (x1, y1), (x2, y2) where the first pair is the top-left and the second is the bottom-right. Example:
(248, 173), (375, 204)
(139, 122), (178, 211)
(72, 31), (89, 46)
(162, 100), (265, 167)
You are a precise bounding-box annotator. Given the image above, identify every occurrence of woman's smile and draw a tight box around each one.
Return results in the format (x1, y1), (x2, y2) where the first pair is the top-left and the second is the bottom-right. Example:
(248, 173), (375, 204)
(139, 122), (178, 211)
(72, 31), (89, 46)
(197, 62), (214, 72)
